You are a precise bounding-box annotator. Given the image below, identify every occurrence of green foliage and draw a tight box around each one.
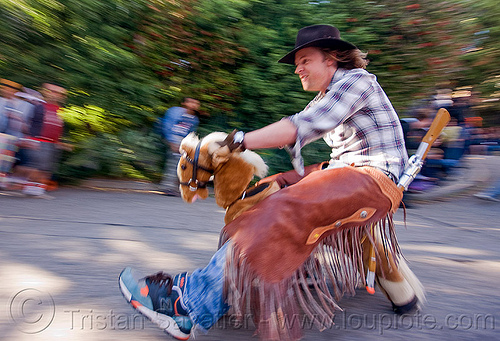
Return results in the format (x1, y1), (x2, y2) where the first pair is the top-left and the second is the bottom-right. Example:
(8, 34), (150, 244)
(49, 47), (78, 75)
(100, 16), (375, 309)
(1, 0), (499, 181)
(58, 129), (164, 182)
(58, 104), (164, 181)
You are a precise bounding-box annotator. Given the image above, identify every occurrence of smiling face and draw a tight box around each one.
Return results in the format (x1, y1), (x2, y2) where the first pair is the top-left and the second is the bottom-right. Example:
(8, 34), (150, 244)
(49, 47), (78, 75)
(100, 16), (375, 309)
(294, 47), (337, 94)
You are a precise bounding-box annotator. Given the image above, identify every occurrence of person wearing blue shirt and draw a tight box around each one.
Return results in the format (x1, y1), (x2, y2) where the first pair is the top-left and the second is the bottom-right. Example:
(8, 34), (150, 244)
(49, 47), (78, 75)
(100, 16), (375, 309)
(159, 97), (200, 196)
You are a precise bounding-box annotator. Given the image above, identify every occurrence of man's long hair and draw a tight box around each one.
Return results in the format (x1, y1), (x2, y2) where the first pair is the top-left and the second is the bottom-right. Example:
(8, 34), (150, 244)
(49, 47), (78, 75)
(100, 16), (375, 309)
(322, 48), (368, 69)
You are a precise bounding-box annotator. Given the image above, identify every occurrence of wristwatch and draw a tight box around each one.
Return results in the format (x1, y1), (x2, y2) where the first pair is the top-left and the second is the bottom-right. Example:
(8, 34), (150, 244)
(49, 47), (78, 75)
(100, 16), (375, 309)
(234, 131), (245, 145)
(218, 129), (246, 151)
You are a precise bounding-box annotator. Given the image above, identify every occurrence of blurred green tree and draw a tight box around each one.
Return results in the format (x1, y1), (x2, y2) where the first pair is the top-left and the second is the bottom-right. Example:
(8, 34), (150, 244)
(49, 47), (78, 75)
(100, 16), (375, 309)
(0, 0), (167, 180)
(0, 0), (498, 181)
(457, 0), (500, 125)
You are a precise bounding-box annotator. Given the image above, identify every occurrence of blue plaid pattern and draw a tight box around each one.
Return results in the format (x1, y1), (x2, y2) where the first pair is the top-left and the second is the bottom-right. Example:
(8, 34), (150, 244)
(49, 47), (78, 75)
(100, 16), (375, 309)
(287, 68), (408, 179)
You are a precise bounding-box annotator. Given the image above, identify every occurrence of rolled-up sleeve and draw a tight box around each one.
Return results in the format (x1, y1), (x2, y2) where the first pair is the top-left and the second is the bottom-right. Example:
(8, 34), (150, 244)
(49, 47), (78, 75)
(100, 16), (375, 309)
(286, 71), (375, 174)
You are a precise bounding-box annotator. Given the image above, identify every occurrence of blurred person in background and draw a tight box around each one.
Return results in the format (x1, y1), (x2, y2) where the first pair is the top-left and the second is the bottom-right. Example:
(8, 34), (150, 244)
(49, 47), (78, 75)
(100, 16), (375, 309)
(159, 97), (200, 196)
(0, 79), (34, 138)
(3, 87), (47, 190)
(487, 126), (500, 154)
(406, 107), (434, 154)
(473, 126), (500, 199)
(404, 107), (444, 191)
(15, 87), (46, 135)
(0, 79), (34, 188)
(439, 117), (467, 160)
(480, 126), (500, 155)
(422, 117), (468, 182)
(474, 179), (500, 202)
(432, 88), (453, 114)
(18, 83), (68, 196)
(448, 92), (471, 126)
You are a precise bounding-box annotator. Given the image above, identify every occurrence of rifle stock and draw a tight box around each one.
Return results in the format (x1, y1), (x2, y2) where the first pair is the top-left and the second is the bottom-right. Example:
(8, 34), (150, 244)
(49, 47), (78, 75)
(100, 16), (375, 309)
(398, 108), (451, 191)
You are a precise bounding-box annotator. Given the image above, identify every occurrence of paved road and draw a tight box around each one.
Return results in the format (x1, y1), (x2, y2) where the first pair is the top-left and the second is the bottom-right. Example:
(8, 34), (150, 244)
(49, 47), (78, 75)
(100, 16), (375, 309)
(0, 188), (498, 340)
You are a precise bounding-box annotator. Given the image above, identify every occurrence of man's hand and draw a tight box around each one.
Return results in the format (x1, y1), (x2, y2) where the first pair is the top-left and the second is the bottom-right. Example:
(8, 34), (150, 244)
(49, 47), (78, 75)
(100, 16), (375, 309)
(208, 130), (245, 164)
(217, 130), (246, 152)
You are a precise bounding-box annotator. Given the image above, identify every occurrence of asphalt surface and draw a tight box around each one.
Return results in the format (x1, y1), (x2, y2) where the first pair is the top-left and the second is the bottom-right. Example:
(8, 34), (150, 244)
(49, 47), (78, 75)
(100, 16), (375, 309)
(0, 181), (499, 340)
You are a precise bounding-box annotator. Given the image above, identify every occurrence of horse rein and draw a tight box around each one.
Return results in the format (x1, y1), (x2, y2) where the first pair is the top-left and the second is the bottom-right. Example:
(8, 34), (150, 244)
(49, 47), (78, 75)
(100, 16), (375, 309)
(179, 142), (214, 191)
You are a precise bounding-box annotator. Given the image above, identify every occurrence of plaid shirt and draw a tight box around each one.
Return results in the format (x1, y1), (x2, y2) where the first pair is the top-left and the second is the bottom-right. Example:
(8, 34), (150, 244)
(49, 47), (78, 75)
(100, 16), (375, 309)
(287, 68), (408, 179)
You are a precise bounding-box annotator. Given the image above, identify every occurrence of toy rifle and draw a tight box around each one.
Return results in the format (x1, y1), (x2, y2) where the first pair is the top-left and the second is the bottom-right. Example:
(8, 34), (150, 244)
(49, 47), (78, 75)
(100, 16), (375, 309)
(398, 108), (451, 191)
(365, 108), (451, 294)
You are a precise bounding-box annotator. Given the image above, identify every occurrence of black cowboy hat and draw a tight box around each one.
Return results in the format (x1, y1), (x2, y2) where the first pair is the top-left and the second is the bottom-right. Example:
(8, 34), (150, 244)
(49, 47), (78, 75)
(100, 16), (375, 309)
(278, 25), (357, 65)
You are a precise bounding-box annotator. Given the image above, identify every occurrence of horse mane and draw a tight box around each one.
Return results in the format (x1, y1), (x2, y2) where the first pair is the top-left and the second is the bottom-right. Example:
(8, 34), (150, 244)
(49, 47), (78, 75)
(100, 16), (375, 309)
(239, 150), (268, 179)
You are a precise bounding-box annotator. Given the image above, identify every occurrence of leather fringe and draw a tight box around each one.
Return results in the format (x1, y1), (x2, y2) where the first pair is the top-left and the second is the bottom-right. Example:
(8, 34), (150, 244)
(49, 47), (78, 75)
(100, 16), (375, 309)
(224, 214), (398, 341)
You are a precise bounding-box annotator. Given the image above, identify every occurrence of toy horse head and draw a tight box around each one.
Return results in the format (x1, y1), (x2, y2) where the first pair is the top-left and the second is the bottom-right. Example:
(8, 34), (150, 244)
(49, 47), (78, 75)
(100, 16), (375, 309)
(178, 132), (268, 207)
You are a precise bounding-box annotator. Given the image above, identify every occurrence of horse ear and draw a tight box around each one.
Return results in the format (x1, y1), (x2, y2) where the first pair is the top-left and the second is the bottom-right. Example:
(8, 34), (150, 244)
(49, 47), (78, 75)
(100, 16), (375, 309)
(180, 132), (198, 155)
(179, 143), (192, 156)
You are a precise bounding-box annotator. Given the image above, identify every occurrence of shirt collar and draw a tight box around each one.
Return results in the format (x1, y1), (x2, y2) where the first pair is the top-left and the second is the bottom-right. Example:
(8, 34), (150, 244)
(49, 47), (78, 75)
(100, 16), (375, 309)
(308, 68), (349, 107)
(326, 67), (349, 92)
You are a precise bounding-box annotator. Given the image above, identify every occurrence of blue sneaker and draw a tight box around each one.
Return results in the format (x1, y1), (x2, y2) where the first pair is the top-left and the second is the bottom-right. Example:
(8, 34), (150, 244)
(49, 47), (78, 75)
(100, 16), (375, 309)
(119, 267), (192, 340)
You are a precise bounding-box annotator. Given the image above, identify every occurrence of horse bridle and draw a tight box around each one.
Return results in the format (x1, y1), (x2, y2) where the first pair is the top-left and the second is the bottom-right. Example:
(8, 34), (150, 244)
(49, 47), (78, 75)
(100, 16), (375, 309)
(179, 142), (214, 191)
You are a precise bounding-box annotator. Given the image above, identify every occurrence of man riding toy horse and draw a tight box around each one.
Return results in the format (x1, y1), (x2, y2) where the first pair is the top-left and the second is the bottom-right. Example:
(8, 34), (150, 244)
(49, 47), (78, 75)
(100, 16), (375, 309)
(119, 24), (432, 341)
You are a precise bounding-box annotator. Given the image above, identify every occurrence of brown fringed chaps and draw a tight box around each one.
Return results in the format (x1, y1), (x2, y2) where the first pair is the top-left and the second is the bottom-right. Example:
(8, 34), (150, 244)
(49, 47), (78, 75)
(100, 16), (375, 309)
(221, 166), (402, 340)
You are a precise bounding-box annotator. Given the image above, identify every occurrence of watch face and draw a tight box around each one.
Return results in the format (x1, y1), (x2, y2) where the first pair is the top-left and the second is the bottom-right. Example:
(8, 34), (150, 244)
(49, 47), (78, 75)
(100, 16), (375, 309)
(234, 131), (244, 143)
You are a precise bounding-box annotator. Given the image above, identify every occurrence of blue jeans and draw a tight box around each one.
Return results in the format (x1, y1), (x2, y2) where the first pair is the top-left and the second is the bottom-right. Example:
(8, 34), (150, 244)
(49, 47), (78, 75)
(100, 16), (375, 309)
(160, 150), (181, 191)
(183, 241), (230, 330)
